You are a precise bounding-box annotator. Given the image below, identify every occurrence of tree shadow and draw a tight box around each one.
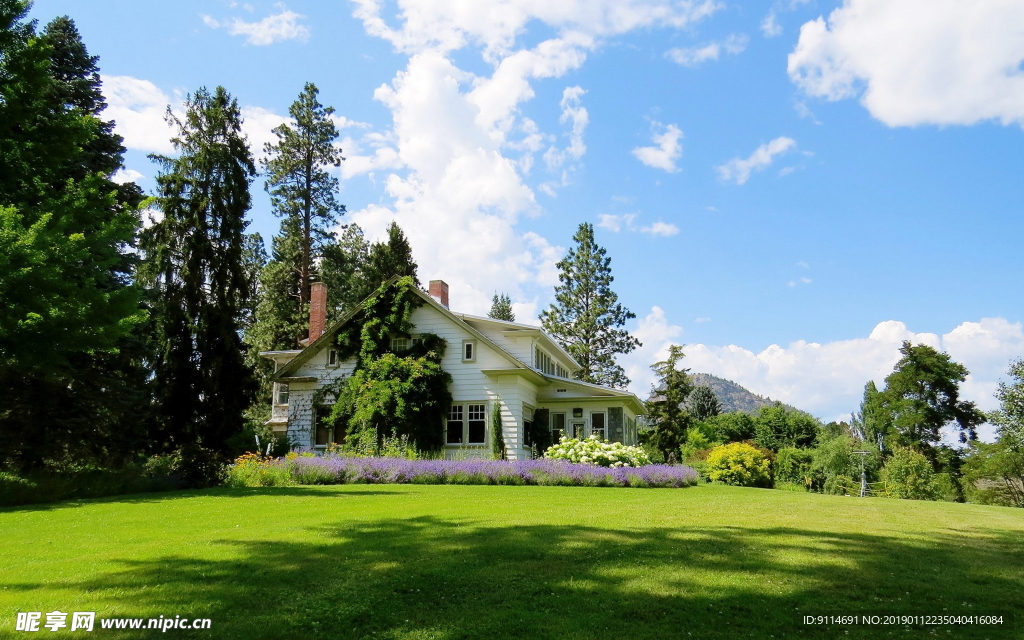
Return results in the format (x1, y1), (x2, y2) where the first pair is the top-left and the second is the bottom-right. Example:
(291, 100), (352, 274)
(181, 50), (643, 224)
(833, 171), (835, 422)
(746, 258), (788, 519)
(12, 514), (1021, 639)
(0, 486), (409, 514)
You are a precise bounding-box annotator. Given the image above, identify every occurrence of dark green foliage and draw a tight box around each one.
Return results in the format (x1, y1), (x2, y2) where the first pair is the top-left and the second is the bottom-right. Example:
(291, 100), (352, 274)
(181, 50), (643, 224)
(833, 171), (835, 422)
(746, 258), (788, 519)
(697, 412), (757, 443)
(962, 359), (1024, 507)
(320, 223), (371, 321)
(874, 342), (985, 456)
(688, 385), (721, 421)
(881, 447), (937, 500)
(360, 221), (420, 296)
(644, 345), (693, 461)
(851, 381), (887, 449)
(326, 278), (452, 451)
(775, 447), (813, 486)
(753, 404), (820, 451)
(262, 82), (345, 327)
(540, 222), (640, 388)
(142, 86), (258, 478)
(0, 4), (146, 471)
(491, 400), (506, 460)
(488, 293), (515, 322)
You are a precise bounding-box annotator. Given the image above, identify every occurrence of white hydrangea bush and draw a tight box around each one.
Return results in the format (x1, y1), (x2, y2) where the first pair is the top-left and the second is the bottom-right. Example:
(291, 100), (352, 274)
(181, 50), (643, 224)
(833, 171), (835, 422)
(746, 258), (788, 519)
(544, 435), (651, 467)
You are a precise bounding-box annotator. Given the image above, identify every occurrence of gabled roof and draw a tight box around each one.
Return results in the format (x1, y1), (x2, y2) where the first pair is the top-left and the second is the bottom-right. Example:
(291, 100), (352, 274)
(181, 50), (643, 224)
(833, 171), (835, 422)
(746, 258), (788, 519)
(455, 313), (580, 372)
(266, 277), (646, 415)
(271, 277), (532, 380)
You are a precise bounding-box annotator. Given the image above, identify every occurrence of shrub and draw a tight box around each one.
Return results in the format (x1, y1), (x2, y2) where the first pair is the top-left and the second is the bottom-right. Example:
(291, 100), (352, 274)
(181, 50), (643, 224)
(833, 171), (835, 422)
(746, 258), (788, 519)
(705, 442), (772, 487)
(881, 447), (937, 500)
(544, 436), (651, 467)
(224, 453), (293, 488)
(775, 447), (813, 487)
(680, 425), (719, 462)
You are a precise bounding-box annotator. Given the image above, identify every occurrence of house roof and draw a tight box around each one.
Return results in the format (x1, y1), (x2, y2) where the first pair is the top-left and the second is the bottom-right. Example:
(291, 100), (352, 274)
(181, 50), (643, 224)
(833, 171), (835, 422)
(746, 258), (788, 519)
(265, 277), (645, 414)
(455, 312), (580, 372)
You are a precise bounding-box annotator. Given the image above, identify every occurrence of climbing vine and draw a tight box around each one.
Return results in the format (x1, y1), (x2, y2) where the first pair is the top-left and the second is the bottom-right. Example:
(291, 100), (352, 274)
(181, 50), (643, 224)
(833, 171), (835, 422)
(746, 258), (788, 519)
(321, 277), (452, 452)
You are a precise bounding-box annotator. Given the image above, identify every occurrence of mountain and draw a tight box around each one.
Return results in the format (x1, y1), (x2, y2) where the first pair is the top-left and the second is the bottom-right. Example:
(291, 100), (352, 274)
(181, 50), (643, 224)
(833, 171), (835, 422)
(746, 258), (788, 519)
(648, 373), (800, 415)
(689, 373), (799, 414)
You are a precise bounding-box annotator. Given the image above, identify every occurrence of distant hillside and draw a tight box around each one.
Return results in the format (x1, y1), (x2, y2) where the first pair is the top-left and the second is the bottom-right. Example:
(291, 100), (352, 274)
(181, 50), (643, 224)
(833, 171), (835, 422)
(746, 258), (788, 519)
(690, 373), (799, 414)
(649, 373), (800, 415)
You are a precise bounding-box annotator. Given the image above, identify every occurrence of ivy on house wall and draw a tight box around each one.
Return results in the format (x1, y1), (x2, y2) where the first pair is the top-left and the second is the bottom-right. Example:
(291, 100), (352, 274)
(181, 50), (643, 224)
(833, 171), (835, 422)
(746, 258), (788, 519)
(321, 277), (453, 452)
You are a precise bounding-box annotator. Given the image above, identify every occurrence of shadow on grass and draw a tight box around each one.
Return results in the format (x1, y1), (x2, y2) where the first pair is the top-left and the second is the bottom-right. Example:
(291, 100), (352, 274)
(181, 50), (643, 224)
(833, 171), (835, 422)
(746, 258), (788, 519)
(0, 486), (409, 514)
(24, 514), (1024, 639)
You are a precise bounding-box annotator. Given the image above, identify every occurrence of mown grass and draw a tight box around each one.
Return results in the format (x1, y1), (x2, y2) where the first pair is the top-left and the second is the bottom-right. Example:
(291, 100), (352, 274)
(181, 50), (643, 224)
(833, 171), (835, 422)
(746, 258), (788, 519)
(1, 484), (1022, 639)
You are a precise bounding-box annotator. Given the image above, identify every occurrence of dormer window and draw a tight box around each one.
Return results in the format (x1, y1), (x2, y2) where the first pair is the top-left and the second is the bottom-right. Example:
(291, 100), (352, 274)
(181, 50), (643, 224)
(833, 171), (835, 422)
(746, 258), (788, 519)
(462, 340), (476, 362)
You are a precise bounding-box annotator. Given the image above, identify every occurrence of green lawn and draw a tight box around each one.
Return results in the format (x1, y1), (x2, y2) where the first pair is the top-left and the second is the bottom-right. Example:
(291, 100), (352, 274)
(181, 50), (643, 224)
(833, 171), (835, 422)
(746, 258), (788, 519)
(1, 485), (1021, 639)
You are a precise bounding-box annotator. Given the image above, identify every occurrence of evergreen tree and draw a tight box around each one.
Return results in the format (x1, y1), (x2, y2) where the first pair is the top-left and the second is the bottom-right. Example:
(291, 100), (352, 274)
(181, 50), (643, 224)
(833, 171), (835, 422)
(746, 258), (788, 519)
(0, 3), (144, 470)
(689, 385), (722, 421)
(142, 86), (257, 479)
(540, 222), (640, 388)
(488, 293), (515, 322)
(262, 82), (345, 340)
(320, 223), (371, 320)
(645, 345), (693, 460)
(876, 341), (985, 457)
(360, 221), (420, 296)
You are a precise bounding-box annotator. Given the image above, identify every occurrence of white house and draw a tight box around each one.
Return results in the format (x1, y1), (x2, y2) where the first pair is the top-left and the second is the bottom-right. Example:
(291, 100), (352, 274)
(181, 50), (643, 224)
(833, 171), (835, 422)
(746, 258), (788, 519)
(261, 279), (645, 460)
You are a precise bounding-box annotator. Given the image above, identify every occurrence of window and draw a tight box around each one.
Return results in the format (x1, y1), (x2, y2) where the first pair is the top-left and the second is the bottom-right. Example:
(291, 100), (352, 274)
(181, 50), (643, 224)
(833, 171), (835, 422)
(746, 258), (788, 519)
(327, 349), (339, 367)
(467, 404), (486, 444)
(446, 405), (464, 444)
(551, 413), (565, 443)
(314, 405), (339, 448)
(534, 347), (565, 376)
(275, 383), (289, 405)
(591, 412), (606, 441)
(462, 340), (475, 362)
(446, 403), (487, 445)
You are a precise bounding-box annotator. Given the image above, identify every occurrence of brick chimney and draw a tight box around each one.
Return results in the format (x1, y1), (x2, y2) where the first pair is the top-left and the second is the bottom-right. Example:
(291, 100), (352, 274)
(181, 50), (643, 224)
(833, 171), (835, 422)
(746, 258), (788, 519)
(309, 282), (327, 342)
(428, 280), (449, 309)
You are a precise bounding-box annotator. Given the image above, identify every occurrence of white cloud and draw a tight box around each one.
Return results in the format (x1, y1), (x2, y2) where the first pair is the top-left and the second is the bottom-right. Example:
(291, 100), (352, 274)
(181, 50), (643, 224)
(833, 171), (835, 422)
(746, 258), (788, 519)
(202, 6), (310, 46)
(111, 168), (144, 184)
(788, 0), (1024, 128)
(623, 313), (1024, 435)
(343, 1), (722, 313)
(103, 75), (177, 154)
(631, 121), (683, 172)
(597, 213), (677, 237)
(597, 213), (637, 233)
(665, 33), (748, 67)
(640, 221), (680, 237)
(761, 11), (782, 37)
(716, 136), (796, 185)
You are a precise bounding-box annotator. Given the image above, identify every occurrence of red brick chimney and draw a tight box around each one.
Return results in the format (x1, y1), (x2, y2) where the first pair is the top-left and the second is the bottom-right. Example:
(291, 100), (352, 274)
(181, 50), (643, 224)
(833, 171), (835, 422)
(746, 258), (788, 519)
(428, 280), (449, 309)
(309, 282), (327, 342)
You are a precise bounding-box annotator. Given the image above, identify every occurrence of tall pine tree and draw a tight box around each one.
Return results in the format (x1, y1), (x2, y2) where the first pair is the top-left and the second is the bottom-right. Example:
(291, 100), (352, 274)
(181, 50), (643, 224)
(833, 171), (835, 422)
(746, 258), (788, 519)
(645, 345), (693, 460)
(261, 82), (345, 342)
(359, 221), (419, 299)
(142, 86), (257, 478)
(540, 222), (640, 388)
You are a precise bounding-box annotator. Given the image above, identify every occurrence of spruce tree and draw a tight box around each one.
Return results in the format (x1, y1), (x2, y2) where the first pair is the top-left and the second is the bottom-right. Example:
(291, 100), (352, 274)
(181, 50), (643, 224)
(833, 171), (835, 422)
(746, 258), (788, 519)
(360, 221), (420, 297)
(689, 385), (722, 421)
(320, 223), (371, 320)
(262, 82), (345, 340)
(142, 86), (257, 477)
(646, 345), (693, 460)
(540, 222), (640, 388)
(488, 293), (515, 322)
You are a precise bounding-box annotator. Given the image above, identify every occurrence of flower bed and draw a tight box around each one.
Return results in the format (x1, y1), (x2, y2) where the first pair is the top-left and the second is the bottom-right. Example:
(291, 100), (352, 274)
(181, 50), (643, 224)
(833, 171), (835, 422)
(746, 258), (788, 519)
(227, 455), (698, 489)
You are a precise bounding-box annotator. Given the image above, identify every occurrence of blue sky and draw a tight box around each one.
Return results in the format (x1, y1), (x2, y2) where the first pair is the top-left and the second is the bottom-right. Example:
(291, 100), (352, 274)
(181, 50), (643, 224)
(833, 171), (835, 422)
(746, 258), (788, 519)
(30, 0), (1024, 429)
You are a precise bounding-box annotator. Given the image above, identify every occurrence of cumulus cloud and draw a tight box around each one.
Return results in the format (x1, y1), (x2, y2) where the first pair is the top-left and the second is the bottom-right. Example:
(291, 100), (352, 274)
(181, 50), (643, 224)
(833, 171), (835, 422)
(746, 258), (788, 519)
(716, 136), (796, 185)
(631, 121), (683, 172)
(622, 312), (1024, 435)
(342, 1), (721, 313)
(597, 213), (677, 237)
(202, 6), (310, 46)
(111, 168), (144, 184)
(761, 11), (782, 37)
(665, 33), (748, 67)
(788, 0), (1024, 127)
